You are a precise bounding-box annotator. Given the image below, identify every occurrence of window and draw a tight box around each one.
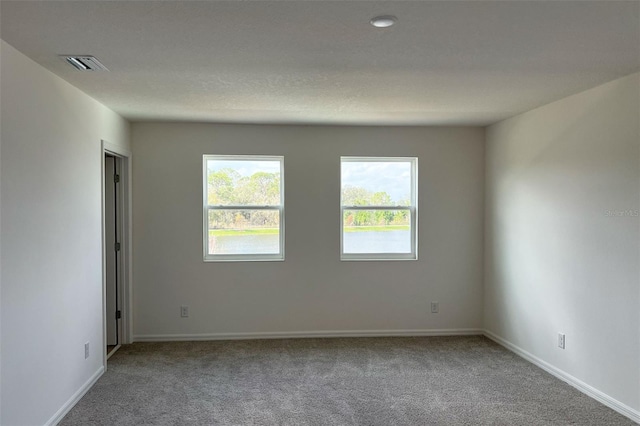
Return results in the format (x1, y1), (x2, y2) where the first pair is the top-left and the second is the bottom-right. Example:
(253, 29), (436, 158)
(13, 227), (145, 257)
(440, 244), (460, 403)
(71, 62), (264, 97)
(203, 155), (284, 261)
(341, 157), (417, 260)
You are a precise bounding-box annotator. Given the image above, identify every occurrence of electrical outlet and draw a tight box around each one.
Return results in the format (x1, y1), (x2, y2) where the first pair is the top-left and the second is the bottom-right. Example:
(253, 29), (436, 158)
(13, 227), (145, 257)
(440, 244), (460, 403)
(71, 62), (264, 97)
(431, 301), (439, 314)
(180, 305), (189, 318)
(558, 333), (565, 349)
(84, 342), (90, 359)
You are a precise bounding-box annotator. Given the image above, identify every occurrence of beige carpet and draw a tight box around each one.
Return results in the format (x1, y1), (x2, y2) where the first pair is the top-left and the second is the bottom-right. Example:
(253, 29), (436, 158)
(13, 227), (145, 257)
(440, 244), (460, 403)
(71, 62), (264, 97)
(61, 336), (634, 425)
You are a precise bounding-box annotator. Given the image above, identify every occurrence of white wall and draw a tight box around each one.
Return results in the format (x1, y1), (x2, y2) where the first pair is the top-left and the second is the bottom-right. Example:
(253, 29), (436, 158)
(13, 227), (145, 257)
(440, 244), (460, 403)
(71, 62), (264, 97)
(0, 40), (3, 426)
(132, 123), (484, 339)
(484, 73), (640, 414)
(0, 40), (130, 425)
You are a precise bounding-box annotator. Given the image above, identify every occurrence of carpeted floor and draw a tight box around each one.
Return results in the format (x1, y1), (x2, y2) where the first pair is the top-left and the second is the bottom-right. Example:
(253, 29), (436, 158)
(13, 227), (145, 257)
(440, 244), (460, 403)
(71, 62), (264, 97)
(61, 336), (635, 425)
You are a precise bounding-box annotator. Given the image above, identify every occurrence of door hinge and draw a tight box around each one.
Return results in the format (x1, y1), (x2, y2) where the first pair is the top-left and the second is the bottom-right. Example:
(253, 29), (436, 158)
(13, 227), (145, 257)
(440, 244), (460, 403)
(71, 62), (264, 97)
(116, 310), (122, 319)
(114, 242), (121, 252)
(114, 174), (120, 183)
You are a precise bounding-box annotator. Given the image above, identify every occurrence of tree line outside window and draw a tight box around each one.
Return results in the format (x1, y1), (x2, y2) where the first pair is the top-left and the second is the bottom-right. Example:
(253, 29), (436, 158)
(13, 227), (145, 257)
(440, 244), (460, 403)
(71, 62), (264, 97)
(207, 169), (409, 231)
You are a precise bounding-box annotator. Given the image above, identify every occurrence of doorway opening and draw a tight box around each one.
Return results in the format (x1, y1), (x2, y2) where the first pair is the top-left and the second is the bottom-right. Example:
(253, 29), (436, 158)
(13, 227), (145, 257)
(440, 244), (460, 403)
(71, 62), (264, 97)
(102, 140), (131, 363)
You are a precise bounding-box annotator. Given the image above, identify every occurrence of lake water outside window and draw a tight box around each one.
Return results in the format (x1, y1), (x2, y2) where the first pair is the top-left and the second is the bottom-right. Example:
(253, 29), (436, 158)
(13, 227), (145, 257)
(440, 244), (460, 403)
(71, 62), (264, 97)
(203, 155), (284, 261)
(341, 157), (417, 260)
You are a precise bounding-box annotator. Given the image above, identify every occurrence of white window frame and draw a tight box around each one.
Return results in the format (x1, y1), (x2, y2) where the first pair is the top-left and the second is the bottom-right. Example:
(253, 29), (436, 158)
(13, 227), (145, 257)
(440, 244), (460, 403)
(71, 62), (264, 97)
(203, 155), (284, 262)
(340, 156), (418, 261)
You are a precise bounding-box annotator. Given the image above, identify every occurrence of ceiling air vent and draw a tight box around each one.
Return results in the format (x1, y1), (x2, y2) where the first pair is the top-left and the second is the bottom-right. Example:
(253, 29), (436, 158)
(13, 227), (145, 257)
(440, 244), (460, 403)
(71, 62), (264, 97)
(60, 55), (108, 71)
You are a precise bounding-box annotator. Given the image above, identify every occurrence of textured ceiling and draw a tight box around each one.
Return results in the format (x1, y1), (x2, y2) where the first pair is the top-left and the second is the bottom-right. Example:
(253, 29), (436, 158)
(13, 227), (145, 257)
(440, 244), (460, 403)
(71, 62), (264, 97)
(1, 1), (639, 126)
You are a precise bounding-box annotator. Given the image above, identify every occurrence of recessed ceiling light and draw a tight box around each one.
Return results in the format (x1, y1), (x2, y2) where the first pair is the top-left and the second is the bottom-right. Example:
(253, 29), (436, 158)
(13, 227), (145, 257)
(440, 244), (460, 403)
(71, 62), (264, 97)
(370, 15), (397, 28)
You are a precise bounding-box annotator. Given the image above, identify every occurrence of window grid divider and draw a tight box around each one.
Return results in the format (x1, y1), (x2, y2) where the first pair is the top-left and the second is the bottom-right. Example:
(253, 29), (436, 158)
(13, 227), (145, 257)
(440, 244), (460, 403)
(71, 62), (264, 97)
(342, 206), (412, 211)
(207, 205), (281, 211)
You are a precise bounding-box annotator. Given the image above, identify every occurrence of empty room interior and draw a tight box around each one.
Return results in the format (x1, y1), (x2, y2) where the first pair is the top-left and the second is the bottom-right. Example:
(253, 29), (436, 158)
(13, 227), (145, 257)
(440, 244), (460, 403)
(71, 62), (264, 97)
(1, 1), (639, 425)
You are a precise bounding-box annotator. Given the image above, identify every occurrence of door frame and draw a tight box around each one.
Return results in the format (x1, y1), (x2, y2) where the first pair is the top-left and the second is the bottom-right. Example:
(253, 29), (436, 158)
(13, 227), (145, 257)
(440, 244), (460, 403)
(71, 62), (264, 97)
(101, 140), (132, 369)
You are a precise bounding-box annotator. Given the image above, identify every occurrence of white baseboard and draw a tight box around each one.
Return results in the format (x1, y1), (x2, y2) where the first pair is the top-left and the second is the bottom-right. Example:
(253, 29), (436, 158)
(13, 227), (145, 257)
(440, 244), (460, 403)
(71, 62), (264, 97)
(134, 328), (483, 342)
(45, 366), (104, 426)
(483, 330), (640, 424)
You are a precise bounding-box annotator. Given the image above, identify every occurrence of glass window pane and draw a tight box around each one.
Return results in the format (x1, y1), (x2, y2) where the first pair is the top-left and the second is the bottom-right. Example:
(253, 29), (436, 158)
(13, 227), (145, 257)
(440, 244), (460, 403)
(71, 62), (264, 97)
(342, 209), (411, 254)
(341, 161), (411, 206)
(208, 209), (280, 255)
(207, 159), (281, 206)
